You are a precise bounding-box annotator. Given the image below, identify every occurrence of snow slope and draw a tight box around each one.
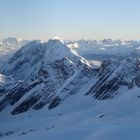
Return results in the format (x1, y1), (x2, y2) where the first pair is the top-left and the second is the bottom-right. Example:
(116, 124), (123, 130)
(1, 87), (140, 140)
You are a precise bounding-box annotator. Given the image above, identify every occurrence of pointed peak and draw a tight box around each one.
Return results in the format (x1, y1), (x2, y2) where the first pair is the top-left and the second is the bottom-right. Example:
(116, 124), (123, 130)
(43, 39), (80, 63)
(48, 37), (64, 45)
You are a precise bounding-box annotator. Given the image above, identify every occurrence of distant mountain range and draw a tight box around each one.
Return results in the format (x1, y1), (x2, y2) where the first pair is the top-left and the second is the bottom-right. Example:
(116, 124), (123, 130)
(67, 39), (140, 60)
(0, 37), (29, 48)
(0, 37), (30, 65)
(1, 37), (140, 63)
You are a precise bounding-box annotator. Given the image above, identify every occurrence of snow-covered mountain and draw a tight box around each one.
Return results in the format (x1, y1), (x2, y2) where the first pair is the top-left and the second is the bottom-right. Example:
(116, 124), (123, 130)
(1, 39), (90, 80)
(0, 38), (94, 115)
(0, 38), (140, 140)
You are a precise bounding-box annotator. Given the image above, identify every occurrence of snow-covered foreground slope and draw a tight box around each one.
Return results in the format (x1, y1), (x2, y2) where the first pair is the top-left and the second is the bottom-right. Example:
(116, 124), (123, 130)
(1, 87), (140, 140)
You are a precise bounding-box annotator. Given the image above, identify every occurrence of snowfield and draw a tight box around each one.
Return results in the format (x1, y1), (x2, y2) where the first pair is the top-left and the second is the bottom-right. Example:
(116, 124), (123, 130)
(1, 87), (140, 140)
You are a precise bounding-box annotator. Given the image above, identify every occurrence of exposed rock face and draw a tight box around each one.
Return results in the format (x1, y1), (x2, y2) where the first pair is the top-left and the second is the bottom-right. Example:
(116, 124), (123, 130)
(86, 59), (140, 99)
(0, 39), (140, 115)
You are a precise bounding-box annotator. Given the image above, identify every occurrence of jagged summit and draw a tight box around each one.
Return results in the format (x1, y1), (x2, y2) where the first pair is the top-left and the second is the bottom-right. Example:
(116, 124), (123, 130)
(43, 38), (80, 63)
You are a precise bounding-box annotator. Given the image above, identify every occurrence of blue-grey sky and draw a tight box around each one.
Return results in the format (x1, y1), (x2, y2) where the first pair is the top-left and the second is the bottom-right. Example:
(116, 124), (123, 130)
(0, 0), (140, 40)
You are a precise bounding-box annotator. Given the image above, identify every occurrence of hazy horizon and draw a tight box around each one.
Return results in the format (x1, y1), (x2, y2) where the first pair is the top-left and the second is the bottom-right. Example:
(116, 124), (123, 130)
(1, 0), (140, 40)
(1, 36), (140, 42)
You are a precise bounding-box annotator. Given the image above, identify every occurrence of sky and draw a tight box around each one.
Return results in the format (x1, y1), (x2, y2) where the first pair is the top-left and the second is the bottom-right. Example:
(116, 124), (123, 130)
(0, 0), (140, 40)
